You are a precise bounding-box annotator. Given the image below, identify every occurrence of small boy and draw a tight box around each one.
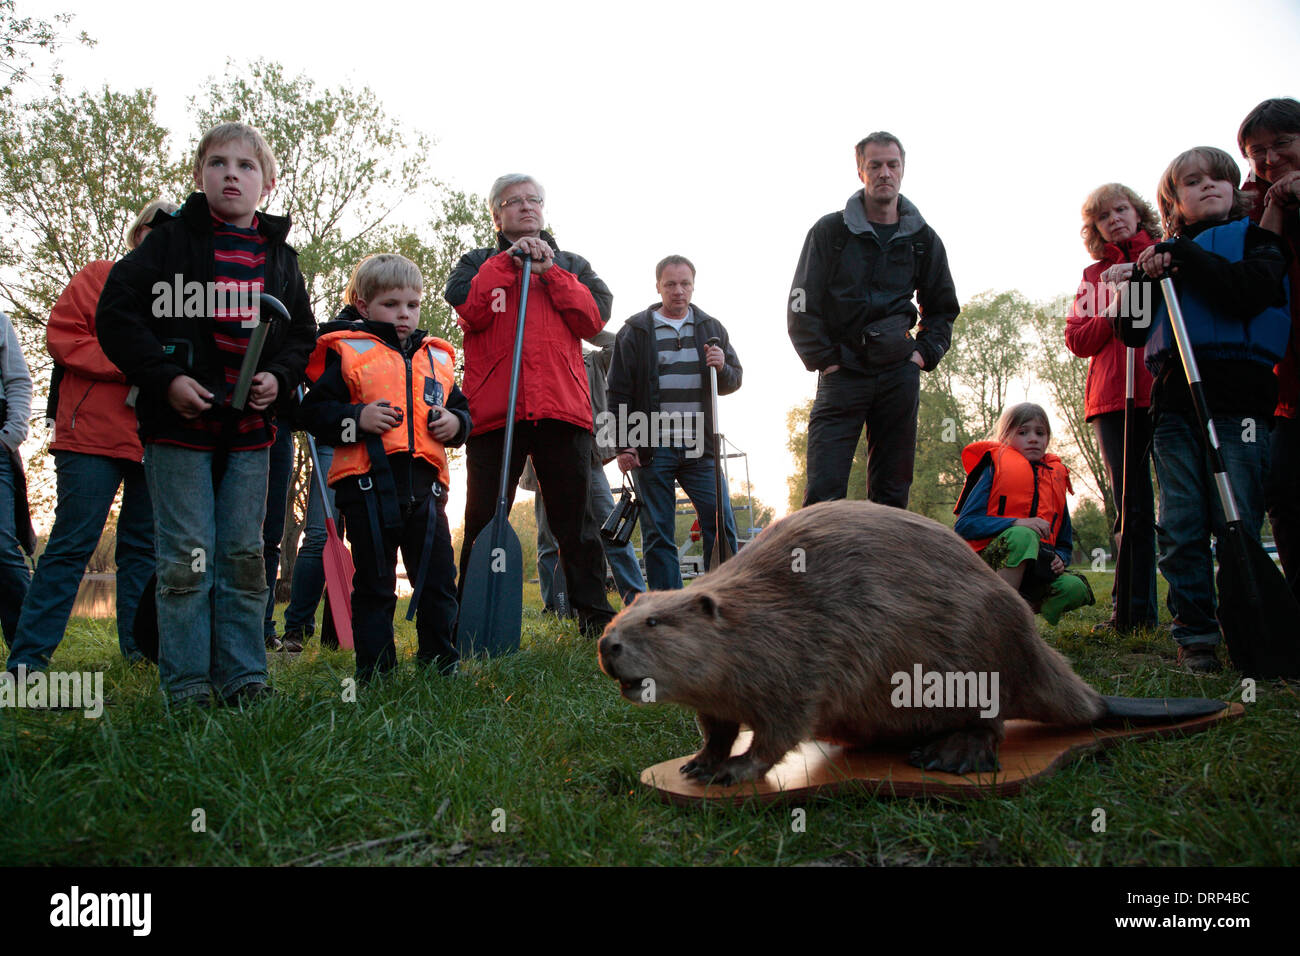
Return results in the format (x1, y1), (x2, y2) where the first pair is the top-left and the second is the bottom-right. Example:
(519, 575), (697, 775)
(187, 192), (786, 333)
(96, 122), (317, 707)
(300, 254), (470, 681)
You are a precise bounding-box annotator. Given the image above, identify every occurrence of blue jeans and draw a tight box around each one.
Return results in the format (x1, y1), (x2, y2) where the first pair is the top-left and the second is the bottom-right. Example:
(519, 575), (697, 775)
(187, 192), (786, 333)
(635, 446), (737, 591)
(0, 449), (31, 647)
(6, 451), (154, 670)
(284, 443), (334, 633)
(145, 443), (269, 702)
(536, 461), (647, 608)
(1151, 411), (1271, 648)
(263, 425), (294, 638)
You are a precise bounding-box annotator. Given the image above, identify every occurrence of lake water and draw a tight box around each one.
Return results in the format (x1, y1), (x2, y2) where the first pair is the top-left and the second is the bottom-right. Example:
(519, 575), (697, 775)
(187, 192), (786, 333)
(71, 575), (117, 619)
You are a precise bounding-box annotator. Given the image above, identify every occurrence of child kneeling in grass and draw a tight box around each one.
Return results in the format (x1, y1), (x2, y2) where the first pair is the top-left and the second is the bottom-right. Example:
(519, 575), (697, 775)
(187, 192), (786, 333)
(955, 402), (1094, 626)
(300, 254), (470, 682)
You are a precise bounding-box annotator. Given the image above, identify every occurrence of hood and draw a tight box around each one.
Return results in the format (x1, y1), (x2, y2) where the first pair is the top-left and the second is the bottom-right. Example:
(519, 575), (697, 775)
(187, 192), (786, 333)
(842, 189), (926, 241)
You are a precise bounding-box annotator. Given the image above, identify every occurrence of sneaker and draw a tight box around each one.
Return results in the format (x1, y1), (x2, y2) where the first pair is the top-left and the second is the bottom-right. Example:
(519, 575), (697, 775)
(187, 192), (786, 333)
(1177, 645), (1222, 675)
(220, 682), (277, 707)
(265, 633), (283, 652)
(281, 627), (305, 654)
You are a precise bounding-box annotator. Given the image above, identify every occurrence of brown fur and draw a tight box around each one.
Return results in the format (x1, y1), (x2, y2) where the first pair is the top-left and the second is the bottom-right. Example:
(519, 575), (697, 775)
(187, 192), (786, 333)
(598, 500), (1107, 785)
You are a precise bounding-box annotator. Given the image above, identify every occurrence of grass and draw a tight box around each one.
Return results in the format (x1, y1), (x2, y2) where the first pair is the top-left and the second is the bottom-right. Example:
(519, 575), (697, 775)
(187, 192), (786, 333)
(1, 574), (1296, 867)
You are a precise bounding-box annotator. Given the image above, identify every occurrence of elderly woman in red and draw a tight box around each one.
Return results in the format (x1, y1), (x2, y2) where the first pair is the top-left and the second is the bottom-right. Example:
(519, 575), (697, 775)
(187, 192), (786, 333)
(1065, 184), (1162, 633)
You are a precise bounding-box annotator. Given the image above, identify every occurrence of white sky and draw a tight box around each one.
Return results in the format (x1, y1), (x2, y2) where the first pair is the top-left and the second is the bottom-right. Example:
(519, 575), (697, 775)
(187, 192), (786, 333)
(39, 0), (1300, 525)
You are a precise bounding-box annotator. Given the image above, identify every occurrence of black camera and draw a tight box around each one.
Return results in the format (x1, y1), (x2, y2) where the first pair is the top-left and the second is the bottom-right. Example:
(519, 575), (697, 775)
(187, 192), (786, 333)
(601, 475), (641, 547)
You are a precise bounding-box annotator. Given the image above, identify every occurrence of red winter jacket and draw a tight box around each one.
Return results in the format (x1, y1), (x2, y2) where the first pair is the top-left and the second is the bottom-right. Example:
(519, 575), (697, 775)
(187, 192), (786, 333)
(1245, 179), (1300, 419)
(455, 252), (603, 434)
(1065, 231), (1156, 419)
(47, 260), (144, 461)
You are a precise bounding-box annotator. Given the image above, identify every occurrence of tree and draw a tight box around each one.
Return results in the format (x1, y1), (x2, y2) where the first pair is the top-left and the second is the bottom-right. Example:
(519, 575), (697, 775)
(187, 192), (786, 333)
(943, 290), (1034, 437)
(0, 85), (184, 327)
(1070, 498), (1111, 564)
(0, 1), (92, 101)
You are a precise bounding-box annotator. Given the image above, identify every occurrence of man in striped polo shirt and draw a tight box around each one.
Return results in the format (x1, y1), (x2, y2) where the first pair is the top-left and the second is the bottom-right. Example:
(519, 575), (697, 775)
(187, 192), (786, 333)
(607, 255), (742, 590)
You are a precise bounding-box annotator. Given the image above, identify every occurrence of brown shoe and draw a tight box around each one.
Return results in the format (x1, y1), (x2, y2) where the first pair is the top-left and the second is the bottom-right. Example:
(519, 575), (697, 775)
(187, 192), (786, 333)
(1177, 644), (1222, 675)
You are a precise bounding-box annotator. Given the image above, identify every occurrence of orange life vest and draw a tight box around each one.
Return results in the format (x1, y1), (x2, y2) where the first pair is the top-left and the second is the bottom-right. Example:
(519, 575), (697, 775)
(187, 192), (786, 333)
(311, 330), (457, 488)
(956, 440), (1072, 552)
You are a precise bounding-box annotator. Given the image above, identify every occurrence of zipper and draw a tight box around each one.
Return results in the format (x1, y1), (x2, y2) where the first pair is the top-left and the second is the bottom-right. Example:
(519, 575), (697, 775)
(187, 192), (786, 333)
(404, 347), (415, 505)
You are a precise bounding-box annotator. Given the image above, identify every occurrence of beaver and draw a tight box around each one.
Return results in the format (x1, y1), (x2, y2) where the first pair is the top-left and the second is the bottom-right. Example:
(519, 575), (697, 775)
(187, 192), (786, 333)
(598, 500), (1116, 786)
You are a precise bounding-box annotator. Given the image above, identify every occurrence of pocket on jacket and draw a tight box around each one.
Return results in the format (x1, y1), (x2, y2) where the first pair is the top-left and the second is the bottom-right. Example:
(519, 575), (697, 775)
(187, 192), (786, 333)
(860, 314), (916, 368)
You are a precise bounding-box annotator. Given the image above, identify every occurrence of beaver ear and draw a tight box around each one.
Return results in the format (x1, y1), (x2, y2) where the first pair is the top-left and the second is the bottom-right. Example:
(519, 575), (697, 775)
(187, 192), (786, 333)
(696, 593), (721, 620)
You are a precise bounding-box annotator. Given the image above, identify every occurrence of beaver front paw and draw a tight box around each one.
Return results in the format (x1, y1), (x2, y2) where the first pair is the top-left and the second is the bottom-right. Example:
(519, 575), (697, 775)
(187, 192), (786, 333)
(908, 727), (1001, 775)
(681, 753), (770, 786)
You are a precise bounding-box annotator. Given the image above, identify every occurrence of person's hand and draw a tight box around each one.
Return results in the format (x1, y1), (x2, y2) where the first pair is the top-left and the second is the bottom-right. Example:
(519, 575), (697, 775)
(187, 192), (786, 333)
(822, 364), (841, 376)
(1050, 554), (1066, 575)
(360, 401), (401, 434)
(909, 350), (924, 368)
(1099, 262), (1135, 284)
(428, 407), (458, 442)
(506, 236), (554, 273)
(616, 449), (639, 473)
(1014, 516), (1051, 538)
(704, 344), (725, 369)
(247, 372), (278, 411)
(1137, 243), (1175, 278)
(1264, 171), (1300, 209)
(167, 375), (214, 418)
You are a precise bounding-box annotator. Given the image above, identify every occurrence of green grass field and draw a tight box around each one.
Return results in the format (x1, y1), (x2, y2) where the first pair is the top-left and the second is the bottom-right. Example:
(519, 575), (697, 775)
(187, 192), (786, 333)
(1, 574), (1295, 866)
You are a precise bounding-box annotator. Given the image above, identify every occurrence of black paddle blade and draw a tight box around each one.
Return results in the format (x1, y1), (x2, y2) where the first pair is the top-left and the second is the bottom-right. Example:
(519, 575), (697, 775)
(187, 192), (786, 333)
(456, 515), (523, 659)
(1216, 522), (1300, 679)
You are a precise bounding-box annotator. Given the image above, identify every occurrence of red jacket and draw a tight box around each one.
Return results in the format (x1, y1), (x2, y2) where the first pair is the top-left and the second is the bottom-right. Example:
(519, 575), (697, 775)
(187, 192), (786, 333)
(1245, 179), (1300, 418)
(1065, 231), (1156, 419)
(455, 252), (602, 434)
(47, 260), (143, 461)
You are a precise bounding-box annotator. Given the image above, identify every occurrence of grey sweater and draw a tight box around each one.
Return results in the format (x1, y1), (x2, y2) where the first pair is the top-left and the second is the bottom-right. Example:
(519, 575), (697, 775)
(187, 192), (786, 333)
(0, 311), (32, 452)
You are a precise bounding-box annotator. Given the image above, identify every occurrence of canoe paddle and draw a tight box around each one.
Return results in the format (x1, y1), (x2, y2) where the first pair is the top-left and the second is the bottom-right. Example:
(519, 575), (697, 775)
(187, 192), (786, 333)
(705, 336), (733, 571)
(456, 255), (531, 658)
(1160, 276), (1300, 678)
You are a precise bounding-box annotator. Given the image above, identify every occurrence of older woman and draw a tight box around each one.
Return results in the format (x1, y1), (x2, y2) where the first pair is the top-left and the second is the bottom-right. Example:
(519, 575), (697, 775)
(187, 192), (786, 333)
(1064, 184), (1162, 632)
(5, 199), (178, 672)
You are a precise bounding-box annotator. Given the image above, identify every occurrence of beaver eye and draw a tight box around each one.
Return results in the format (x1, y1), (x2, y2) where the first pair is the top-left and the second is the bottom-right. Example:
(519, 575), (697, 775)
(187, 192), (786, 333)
(646, 617), (658, 627)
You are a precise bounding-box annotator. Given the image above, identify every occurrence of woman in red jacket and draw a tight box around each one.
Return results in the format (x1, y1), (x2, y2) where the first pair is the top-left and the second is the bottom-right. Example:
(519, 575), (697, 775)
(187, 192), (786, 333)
(5, 200), (177, 672)
(1064, 184), (1161, 632)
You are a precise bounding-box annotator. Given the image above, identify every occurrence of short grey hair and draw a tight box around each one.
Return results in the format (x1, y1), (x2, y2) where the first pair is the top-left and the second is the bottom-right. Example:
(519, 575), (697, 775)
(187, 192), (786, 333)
(489, 173), (545, 211)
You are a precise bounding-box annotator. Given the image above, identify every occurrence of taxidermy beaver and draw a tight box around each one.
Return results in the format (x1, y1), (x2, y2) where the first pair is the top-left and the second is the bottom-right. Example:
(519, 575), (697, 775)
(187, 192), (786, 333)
(598, 500), (1220, 786)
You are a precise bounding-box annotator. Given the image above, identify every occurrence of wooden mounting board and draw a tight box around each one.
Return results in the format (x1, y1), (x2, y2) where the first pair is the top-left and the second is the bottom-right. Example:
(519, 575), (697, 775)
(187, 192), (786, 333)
(640, 703), (1244, 805)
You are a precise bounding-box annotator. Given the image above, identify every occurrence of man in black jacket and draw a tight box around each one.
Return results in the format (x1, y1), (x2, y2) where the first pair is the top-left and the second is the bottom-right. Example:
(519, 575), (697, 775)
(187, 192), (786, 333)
(607, 255), (742, 590)
(788, 131), (959, 509)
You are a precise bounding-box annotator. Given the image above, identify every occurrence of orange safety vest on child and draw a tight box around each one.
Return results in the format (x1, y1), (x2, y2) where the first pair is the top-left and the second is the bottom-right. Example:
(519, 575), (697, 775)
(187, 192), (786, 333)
(309, 329), (457, 488)
(956, 440), (1073, 552)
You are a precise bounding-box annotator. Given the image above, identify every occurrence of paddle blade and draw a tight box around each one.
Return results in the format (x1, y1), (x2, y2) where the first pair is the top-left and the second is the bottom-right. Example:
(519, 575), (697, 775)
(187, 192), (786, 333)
(1216, 523), (1300, 679)
(456, 515), (523, 659)
(322, 516), (355, 651)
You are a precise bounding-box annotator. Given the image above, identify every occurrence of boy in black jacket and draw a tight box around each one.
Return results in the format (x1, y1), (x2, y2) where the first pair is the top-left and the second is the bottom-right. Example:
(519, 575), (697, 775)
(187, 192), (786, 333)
(300, 255), (470, 681)
(97, 123), (316, 708)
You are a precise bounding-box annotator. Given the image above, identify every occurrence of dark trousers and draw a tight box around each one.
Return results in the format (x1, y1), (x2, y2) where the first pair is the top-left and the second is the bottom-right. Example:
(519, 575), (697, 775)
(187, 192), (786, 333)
(1093, 409), (1159, 626)
(262, 425), (295, 639)
(459, 420), (614, 636)
(804, 362), (920, 508)
(340, 489), (458, 680)
(1265, 414), (1300, 598)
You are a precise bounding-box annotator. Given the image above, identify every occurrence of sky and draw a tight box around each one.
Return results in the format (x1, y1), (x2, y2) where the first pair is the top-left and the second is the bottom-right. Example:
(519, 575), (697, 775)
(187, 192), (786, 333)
(33, 0), (1300, 527)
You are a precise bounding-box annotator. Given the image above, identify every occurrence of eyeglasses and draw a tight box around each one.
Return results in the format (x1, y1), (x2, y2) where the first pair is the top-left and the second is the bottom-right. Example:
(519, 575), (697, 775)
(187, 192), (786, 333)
(1246, 135), (1297, 162)
(498, 195), (544, 210)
